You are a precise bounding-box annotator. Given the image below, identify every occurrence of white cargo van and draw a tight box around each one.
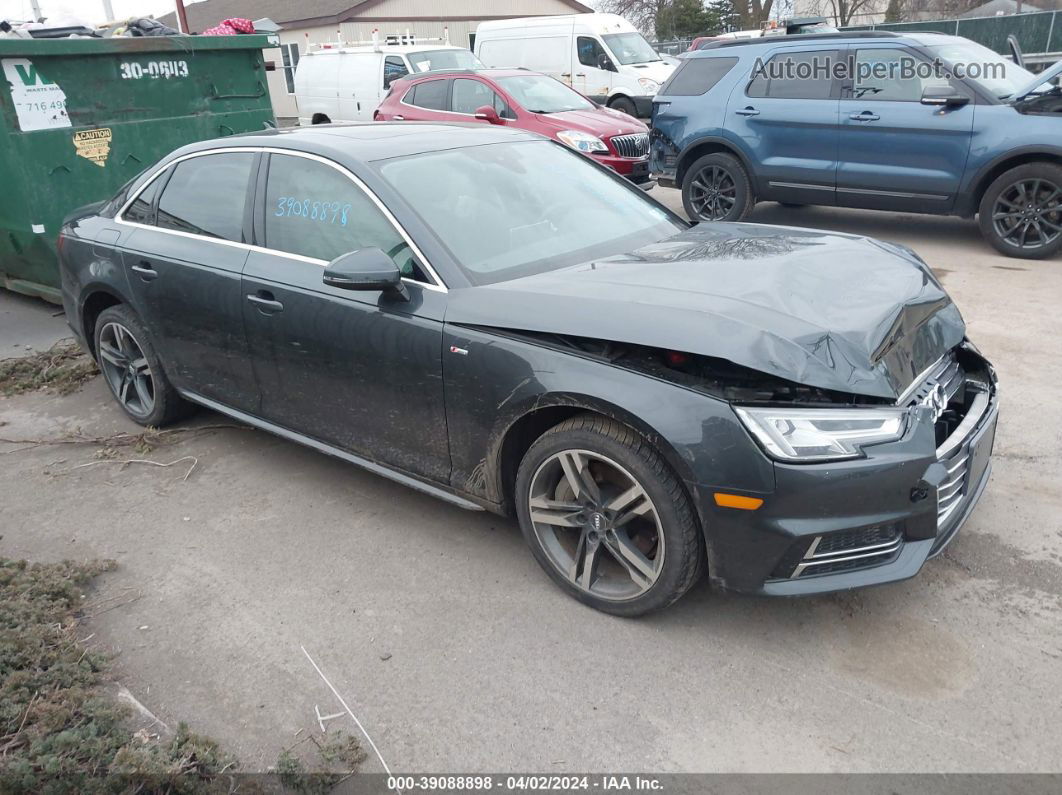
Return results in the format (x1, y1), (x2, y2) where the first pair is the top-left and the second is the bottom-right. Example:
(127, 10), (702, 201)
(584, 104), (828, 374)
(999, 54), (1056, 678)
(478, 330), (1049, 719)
(295, 43), (482, 124)
(474, 13), (673, 118)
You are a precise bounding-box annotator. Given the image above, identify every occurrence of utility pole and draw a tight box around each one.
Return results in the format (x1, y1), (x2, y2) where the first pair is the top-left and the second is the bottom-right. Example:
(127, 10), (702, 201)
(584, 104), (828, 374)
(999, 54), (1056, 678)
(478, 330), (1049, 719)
(102, 0), (115, 21)
(175, 0), (190, 33)
(29, 0), (43, 21)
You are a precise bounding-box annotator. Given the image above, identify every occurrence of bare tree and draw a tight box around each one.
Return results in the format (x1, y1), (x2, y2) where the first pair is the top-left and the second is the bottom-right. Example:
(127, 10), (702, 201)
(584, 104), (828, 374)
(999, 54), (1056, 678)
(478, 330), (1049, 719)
(598, 0), (674, 33)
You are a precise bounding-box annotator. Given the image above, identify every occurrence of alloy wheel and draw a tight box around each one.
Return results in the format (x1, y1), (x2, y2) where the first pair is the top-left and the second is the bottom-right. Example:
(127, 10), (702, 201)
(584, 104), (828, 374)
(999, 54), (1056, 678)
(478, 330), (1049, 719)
(527, 449), (664, 602)
(992, 178), (1062, 251)
(689, 165), (738, 220)
(98, 322), (155, 418)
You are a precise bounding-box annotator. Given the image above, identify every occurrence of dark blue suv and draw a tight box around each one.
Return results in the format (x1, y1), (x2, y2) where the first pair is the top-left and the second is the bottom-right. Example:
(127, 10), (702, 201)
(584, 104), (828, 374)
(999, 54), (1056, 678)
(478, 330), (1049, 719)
(650, 32), (1062, 259)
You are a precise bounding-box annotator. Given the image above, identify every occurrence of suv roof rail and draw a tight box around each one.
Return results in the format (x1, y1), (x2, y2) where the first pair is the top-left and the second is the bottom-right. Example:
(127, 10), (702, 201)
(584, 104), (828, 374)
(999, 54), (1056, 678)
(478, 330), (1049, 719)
(696, 30), (904, 50)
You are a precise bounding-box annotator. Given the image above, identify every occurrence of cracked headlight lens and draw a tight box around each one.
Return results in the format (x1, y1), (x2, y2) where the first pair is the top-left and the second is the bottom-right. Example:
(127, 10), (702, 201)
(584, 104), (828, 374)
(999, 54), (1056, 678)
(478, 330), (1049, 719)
(734, 407), (908, 462)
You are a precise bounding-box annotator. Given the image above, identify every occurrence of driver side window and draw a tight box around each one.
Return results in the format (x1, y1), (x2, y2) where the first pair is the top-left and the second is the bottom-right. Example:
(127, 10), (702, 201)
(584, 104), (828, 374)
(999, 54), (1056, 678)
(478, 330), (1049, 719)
(263, 154), (427, 281)
(577, 36), (607, 69)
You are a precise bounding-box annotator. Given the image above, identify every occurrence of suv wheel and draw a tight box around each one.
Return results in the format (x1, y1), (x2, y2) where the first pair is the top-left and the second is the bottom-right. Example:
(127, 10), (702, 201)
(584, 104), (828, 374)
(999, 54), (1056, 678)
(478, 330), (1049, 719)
(93, 304), (191, 427)
(978, 163), (1062, 259)
(515, 414), (705, 617)
(681, 152), (754, 222)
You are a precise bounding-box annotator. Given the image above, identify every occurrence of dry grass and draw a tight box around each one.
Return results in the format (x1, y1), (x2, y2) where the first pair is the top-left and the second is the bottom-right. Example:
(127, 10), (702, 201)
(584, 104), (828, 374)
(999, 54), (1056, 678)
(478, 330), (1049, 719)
(0, 342), (98, 397)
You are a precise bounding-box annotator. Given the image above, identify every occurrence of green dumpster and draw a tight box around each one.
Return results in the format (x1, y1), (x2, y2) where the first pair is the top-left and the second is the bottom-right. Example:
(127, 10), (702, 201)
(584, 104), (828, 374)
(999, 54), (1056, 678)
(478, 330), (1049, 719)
(0, 34), (280, 303)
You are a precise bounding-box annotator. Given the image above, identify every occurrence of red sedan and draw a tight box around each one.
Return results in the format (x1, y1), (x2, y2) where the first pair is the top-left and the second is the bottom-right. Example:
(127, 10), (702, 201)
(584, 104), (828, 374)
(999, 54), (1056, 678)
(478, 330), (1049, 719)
(374, 69), (652, 186)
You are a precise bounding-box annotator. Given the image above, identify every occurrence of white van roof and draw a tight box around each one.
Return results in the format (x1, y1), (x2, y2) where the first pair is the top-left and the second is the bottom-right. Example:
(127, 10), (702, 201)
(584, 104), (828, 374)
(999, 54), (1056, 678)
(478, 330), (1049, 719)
(306, 44), (466, 56)
(476, 13), (637, 36)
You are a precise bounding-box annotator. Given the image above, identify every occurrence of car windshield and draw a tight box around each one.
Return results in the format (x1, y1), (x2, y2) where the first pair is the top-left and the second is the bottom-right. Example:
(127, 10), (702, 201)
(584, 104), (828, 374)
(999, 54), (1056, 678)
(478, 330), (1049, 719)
(927, 41), (1041, 99)
(497, 75), (594, 113)
(377, 141), (682, 285)
(406, 49), (483, 73)
(602, 32), (661, 65)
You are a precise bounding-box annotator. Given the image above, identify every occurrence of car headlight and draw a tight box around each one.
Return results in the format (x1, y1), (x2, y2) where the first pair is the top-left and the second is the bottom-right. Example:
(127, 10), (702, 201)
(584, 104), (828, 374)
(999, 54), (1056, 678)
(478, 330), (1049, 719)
(638, 78), (659, 93)
(556, 130), (609, 154)
(734, 406), (908, 462)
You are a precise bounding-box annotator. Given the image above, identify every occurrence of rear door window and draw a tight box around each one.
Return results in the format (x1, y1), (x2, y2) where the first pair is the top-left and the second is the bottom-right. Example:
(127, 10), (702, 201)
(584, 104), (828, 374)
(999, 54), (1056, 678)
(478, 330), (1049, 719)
(747, 49), (838, 99)
(155, 152), (255, 241)
(660, 57), (738, 96)
(407, 78), (449, 110)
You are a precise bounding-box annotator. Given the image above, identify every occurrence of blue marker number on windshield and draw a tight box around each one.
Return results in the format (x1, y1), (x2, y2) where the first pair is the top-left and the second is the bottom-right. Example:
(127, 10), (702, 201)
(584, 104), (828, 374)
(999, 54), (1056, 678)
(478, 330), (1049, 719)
(275, 197), (351, 226)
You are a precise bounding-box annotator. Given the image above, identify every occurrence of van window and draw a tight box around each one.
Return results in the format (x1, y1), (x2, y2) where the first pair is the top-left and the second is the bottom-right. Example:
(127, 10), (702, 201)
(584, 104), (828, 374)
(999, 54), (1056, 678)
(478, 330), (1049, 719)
(264, 154), (426, 281)
(383, 55), (408, 89)
(577, 36), (607, 69)
(156, 152), (254, 242)
(747, 50), (837, 100)
(660, 57), (738, 96)
(407, 79), (449, 110)
(406, 49), (481, 73)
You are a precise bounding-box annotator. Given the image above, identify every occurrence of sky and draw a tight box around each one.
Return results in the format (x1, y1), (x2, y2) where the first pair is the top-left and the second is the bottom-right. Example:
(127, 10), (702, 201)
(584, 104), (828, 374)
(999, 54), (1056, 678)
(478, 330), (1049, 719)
(0, 0), (204, 24)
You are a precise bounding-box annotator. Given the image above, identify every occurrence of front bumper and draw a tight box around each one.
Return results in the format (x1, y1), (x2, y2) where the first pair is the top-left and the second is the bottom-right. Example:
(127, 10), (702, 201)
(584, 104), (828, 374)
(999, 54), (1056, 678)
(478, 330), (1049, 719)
(694, 347), (999, 596)
(594, 153), (652, 185)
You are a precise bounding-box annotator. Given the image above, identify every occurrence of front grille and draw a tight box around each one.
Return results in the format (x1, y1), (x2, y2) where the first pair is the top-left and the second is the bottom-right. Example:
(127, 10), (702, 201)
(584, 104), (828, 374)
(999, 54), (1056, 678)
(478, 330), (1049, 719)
(771, 524), (903, 580)
(936, 446), (969, 524)
(610, 133), (650, 159)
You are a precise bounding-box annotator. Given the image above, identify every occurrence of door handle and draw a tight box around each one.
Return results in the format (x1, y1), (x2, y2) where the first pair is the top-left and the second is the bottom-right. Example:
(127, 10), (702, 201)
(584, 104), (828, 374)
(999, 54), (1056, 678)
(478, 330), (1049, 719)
(735, 107), (759, 116)
(130, 262), (158, 281)
(246, 292), (284, 314)
(393, 114), (404, 120)
(849, 111), (880, 121)
(561, 72), (572, 78)
(575, 73), (586, 77)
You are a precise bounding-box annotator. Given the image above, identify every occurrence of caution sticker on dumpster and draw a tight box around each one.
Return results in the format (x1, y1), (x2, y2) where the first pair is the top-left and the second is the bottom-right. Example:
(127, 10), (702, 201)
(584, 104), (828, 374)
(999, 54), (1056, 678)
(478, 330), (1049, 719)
(2, 58), (71, 131)
(73, 128), (112, 167)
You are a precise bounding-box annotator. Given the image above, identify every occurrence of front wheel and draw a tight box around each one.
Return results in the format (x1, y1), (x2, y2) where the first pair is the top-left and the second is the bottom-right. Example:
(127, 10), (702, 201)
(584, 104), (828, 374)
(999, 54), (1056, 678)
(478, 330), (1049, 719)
(978, 163), (1062, 259)
(515, 414), (705, 616)
(608, 96), (637, 117)
(681, 152), (754, 222)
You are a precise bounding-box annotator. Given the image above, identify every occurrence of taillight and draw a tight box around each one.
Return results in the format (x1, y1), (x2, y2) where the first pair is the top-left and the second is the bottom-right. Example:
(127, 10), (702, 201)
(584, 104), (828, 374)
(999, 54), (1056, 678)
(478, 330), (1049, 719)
(56, 233), (65, 256)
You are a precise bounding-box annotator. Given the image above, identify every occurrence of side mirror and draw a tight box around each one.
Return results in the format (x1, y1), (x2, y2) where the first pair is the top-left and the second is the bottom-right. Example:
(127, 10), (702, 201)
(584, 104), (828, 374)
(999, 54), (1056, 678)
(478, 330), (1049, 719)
(920, 84), (969, 108)
(322, 248), (409, 300)
(597, 54), (616, 72)
(473, 104), (502, 124)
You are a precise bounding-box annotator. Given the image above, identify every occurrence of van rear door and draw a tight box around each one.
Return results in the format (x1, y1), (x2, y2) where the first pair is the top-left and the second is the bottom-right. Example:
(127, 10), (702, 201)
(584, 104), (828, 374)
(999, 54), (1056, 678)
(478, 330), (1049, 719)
(337, 52), (382, 121)
(295, 52), (341, 124)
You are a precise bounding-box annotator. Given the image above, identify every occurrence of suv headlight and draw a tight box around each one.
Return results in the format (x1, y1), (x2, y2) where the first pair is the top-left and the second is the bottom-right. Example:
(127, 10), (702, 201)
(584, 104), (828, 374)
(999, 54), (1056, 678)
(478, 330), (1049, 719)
(734, 407), (908, 462)
(556, 130), (609, 154)
(638, 78), (659, 93)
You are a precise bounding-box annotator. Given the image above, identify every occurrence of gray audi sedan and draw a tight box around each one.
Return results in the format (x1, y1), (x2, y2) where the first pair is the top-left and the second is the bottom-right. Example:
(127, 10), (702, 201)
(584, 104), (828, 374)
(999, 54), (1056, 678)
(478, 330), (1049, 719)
(59, 123), (999, 616)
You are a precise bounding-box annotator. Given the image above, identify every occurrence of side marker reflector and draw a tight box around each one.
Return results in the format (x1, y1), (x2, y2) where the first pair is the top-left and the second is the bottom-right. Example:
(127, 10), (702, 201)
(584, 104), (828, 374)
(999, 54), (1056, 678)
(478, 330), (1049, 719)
(714, 493), (764, 510)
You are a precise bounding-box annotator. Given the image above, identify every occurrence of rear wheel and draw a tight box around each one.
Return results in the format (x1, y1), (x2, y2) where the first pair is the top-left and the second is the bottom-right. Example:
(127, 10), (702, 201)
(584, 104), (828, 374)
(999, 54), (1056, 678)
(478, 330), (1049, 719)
(515, 414), (705, 616)
(608, 96), (637, 117)
(681, 152), (754, 222)
(93, 305), (190, 427)
(978, 163), (1062, 259)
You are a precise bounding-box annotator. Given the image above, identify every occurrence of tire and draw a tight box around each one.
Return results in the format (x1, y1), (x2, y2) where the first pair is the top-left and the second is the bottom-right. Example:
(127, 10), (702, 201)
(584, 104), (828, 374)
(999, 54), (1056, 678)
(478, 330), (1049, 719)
(92, 304), (191, 427)
(978, 162), (1062, 260)
(515, 414), (705, 617)
(681, 152), (754, 223)
(608, 96), (637, 117)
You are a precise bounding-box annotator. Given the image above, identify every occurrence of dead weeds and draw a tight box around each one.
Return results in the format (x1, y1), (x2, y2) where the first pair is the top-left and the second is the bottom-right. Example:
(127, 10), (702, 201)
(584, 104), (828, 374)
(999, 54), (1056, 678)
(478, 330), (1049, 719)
(0, 341), (98, 397)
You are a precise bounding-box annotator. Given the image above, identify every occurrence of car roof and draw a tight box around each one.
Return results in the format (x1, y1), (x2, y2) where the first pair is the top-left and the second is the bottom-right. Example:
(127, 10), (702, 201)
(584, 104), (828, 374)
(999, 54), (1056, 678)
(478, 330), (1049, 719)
(169, 122), (543, 165)
(689, 30), (961, 53)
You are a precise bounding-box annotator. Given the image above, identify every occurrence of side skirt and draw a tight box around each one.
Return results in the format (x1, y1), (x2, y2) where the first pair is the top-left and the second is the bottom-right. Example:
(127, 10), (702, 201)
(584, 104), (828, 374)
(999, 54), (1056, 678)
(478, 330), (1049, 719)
(179, 390), (487, 512)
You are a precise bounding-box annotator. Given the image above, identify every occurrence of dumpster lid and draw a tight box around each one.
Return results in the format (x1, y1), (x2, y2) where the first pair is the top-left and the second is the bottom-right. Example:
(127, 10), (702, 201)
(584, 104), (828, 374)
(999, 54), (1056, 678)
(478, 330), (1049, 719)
(0, 34), (279, 57)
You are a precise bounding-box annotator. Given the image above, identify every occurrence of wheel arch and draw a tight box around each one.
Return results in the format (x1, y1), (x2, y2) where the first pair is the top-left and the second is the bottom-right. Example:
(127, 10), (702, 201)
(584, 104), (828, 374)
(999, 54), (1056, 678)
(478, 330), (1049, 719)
(963, 148), (1062, 217)
(489, 393), (700, 519)
(675, 136), (754, 189)
(80, 287), (125, 358)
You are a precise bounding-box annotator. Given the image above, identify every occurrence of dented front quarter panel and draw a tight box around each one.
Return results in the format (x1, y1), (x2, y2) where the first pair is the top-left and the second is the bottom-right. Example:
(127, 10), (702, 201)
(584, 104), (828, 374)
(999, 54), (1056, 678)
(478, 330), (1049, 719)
(443, 323), (776, 515)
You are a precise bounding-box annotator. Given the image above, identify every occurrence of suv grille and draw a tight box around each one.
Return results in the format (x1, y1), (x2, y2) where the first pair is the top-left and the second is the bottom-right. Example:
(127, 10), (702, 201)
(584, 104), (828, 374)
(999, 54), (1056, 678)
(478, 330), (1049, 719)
(611, 133), (649, 159)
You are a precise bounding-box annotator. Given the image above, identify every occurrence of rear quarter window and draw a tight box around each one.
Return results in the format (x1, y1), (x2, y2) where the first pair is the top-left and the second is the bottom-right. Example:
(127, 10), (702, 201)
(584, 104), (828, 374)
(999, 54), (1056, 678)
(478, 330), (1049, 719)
(659, 57), (738, 96)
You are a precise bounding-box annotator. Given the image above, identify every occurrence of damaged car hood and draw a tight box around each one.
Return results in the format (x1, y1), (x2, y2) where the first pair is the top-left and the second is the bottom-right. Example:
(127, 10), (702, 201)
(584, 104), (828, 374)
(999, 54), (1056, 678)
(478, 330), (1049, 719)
(445, 223), (966, 400)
